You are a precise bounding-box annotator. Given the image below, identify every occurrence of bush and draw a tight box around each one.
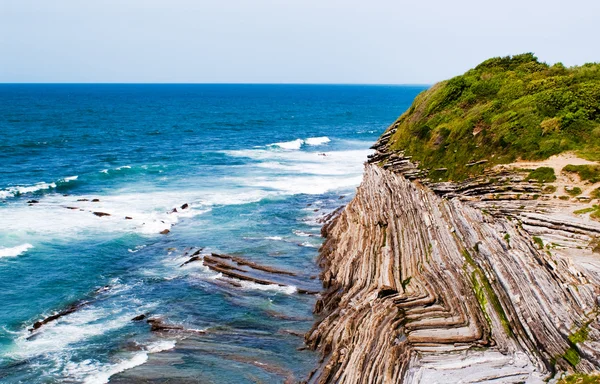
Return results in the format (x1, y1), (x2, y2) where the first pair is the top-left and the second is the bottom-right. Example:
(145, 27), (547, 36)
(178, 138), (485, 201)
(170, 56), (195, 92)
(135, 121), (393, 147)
(563, 164), (600, 183)
(526, 167), (557, 182)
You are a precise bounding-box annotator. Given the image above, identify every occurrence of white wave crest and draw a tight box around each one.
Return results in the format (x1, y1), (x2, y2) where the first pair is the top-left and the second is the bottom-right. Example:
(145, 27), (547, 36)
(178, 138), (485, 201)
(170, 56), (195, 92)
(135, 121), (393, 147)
(305, 136), (330, 146)
(0, 243), (34, 258)
(239, 281), (297, 295)
(264, 236), (283, 241)
(145, 339), (177, 353)
(65, 339), (176, 384)
(269, 138), (304, 150)
(0, 175), (79, 199)
(0, 182), (56, 199)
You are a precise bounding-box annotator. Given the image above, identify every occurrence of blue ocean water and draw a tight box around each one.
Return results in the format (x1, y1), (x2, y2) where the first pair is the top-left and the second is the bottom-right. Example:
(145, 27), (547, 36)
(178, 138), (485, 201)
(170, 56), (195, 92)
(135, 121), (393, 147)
(0, 84), (425, 383)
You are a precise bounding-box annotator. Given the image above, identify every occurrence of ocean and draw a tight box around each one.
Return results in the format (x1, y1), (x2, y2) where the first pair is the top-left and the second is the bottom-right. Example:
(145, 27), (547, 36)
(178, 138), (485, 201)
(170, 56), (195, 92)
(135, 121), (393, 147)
(0, 84), (425, 383)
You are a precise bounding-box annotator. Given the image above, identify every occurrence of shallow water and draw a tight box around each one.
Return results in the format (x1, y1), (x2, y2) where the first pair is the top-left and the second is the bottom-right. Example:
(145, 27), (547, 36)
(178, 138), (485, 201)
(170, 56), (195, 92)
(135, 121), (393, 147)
(0, 84), (425, 383)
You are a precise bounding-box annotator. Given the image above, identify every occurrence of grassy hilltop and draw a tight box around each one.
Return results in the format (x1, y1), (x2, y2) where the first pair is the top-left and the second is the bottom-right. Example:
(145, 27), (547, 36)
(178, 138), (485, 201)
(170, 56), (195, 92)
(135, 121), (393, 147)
(387, 53), (600, 180)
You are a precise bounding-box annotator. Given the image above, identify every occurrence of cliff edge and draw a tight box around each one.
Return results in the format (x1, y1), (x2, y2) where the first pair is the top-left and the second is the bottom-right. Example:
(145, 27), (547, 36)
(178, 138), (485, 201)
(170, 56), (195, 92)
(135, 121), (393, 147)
(306, 55), (600, 383)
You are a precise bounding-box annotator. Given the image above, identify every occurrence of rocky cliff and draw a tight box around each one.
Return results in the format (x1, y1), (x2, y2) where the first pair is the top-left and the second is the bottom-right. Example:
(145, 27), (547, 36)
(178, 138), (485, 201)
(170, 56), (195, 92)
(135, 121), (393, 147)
(305, 55), (600, 383)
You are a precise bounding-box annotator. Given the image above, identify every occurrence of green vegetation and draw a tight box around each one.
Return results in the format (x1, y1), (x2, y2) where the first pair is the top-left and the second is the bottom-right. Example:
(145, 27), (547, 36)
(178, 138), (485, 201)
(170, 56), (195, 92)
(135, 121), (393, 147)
(401, 276), (412, 292)
(569, 322), (590, 345)
(462, 249), (512, 335)
(526, 167), (557, 182)
(563, 164), (600, 183)
(563, 347), (581, 367)
(558, 373), (600, 384)
(543, 185), (557, 193)
(385, 53), (600, 180)
(592, 188), (600, 199)
(574, 206), (596, 215)
(573, 205), (600, 220)
(532, 236), (544, 248)
(565, 186), (583, 196)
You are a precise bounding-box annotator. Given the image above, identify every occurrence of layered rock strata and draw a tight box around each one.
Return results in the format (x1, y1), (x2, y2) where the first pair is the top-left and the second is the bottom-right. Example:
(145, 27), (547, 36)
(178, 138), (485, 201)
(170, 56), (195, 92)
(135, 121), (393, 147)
(306, 164), (600, 383)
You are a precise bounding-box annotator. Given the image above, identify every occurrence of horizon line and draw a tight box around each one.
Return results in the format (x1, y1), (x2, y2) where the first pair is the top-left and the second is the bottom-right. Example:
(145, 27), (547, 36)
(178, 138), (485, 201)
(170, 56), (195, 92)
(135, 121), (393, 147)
(0, 82), (432, 87)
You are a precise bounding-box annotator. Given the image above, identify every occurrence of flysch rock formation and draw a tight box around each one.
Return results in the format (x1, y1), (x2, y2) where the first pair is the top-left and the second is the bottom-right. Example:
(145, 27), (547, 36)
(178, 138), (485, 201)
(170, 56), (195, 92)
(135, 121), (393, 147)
(305, 132), (600, 383)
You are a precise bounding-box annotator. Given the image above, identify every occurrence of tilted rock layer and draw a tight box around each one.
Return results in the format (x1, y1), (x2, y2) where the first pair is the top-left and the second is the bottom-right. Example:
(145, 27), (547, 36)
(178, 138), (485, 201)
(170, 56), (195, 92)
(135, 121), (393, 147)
(306, 164), (600, 383)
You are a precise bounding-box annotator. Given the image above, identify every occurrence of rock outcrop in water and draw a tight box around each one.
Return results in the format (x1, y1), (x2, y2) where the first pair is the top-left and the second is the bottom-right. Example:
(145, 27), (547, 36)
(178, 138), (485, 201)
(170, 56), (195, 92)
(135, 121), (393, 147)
(306, 55), (600, 383)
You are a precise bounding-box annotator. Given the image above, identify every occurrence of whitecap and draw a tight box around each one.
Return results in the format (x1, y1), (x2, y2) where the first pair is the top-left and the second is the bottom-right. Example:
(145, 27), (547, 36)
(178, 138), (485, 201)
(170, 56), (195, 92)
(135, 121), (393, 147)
(81, 353), (148, 384)
(61, 176), (79, 182)
(305, 136), (331, 146)
(9, 308), (134, 359)
(264, 236), (283, 241)
(0, 182), (56, 198)
(145, 340), (176, 353)
(0, 243), (34, 258)
(300, 241), (320, 248)
(268, 139), (304, 150)
(292, 229), (314, 237)
(239, 281), (297, 295)
(64, 339), (176, 384)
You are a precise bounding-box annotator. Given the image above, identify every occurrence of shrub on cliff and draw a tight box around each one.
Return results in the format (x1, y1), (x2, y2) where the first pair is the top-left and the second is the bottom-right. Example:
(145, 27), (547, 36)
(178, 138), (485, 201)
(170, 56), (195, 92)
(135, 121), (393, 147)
(387, 53), (600, 180)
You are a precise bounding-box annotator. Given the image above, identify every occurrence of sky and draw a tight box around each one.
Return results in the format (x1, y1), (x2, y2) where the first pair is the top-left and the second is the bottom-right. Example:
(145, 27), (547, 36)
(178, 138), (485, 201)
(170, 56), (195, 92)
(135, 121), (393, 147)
(1, 0), (598, 84)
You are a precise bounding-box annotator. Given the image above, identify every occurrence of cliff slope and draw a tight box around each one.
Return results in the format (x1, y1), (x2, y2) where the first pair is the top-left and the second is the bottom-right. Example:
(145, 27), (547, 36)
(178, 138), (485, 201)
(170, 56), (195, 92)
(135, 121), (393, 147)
(306, 55), (600, 383)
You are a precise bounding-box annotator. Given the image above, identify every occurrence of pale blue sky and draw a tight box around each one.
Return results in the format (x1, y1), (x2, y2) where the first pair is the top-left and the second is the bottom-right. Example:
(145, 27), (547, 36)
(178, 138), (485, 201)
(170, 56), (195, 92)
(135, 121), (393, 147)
(1, 0), (598, 84)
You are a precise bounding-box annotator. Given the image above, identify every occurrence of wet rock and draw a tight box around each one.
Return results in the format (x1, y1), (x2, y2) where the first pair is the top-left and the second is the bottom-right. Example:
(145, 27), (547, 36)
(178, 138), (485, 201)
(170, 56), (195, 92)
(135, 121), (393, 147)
(29, 301), (88, 332)
(91, 198), (100, 202)
(181, 203), (189, 210)
(27, 200), (39, 204)
(159, 229), (170, 235)
(77, 199), (89, 202)
(170, 208), (178, 214)
(180, 255), (202, 267)
(93, 212), (111, 217)
(147, 318), (184, 332)
(125, 216), (133, 220)
(131, 314), (147, 322)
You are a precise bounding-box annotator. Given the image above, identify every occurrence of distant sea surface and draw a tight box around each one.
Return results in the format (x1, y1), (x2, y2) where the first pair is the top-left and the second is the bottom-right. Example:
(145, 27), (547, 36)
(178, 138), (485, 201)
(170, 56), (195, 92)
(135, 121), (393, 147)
(0, 84), (425, 383)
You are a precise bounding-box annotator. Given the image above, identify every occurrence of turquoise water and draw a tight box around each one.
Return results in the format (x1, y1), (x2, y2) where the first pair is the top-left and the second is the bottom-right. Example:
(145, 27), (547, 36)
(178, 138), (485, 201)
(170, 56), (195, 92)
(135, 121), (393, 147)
(0, 84), (425, 383)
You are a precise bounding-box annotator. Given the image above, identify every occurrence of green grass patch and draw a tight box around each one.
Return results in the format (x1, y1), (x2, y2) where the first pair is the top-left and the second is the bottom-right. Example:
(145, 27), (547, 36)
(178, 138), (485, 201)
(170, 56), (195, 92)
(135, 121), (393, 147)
(563, 164), (600, 183)
(526, 167), (557, 183)
(569, 323), (590, 345)
(591, 187), (600, 199)
(565, 186), (583, 196)
(383, 54), (600, 181)
(532, 236), (544, 248)
(576, 205), (600, 220)
(563, 347), (581, 367)
(543, 185), (557, 193)
(574, 207), (596, 215)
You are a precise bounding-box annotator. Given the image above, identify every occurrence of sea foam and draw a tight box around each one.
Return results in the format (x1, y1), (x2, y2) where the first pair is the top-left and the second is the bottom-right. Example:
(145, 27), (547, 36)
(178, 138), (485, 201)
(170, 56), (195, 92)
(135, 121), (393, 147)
(305, 136), (331, 146)
(269, 138), (305, 150)
(0, 243), (34, 258)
